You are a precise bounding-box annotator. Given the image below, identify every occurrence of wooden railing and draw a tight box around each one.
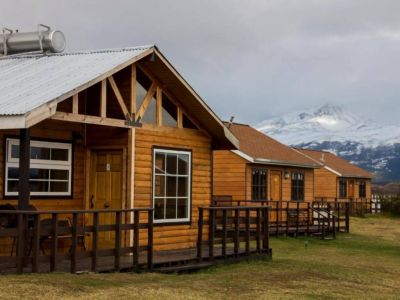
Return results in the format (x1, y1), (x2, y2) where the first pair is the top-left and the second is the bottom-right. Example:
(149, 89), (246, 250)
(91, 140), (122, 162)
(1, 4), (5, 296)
(197, 206), (271, 260)
(211, 199), (350, 237)
(314, 197), (374, 216)
(0, 208), (153, 274)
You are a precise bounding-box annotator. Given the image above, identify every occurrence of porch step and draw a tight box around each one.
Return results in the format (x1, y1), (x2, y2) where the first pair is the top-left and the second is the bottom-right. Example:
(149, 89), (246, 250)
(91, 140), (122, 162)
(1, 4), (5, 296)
(154, 261), (214, 273)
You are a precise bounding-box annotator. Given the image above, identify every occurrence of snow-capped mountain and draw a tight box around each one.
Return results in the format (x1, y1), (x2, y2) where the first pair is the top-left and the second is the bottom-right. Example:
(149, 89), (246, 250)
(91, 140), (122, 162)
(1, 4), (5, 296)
(256, 104), (400, 182)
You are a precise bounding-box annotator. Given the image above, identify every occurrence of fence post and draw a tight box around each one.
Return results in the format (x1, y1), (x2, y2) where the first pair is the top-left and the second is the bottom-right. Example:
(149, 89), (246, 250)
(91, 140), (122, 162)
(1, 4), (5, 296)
(197, 207), (204, 260)
(296, 202), (300, 236)
(306, 202), (310, 236)
(275, 201), (279, 236)
(256, 208), (261, 252)
(91, 212), (99, 273)
(114, 211), (122, 272)
(286, 202), (289, 236)
(245, 208), (250, 254)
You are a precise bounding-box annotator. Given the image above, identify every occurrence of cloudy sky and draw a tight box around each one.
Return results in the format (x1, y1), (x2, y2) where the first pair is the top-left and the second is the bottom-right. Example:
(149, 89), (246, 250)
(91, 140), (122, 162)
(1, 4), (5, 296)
(2, 0), (400, 125)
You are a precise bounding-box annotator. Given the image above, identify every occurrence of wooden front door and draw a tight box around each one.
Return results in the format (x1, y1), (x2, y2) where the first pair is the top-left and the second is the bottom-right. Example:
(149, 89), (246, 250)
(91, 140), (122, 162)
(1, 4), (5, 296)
(89, 150), (124, 248)
(348, 180), (355, 199)
(270, 171), (282, 201)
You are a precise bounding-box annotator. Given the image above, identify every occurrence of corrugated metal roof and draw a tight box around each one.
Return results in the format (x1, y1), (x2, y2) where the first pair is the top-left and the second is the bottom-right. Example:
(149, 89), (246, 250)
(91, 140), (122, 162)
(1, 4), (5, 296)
(0, 46), (153, 116)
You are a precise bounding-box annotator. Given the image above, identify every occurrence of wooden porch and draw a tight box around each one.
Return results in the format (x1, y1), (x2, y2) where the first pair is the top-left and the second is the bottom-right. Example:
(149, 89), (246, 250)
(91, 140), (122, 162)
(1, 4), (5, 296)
(0, 206), (272, 274)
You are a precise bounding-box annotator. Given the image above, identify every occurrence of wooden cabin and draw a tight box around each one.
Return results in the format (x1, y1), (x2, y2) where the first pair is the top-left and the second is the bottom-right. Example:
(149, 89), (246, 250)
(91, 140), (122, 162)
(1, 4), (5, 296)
(213, 123), (320, 203)
(296, 149), (373, 203)
(0, 45), (240, 256)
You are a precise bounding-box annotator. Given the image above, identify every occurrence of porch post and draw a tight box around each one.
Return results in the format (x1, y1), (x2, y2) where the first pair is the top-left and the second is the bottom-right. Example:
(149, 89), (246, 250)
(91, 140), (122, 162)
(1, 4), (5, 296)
(18, 128), (30, 210)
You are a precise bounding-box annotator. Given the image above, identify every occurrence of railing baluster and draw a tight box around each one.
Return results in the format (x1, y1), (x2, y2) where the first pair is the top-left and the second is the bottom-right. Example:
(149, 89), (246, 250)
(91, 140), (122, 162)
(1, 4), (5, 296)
(306, 202), (310, 236)
(147, 210), (153, 271)
(262, 207), (269, 251)
(275, 202), (279, 236)
(296, 202), (300, 236)
(115, 211), (122, 272)
(234, 208), (240, 255)
(222, 209), (227, 258)
(70, 213), (78, 274)
(286, 202), (289, 236)
(345, 202), (350, 233)
(197, 208), (204, 260)
(16, 213), (25, 274)
(91, 212), (99, 272)
(256, 208), (261, 252)
(245, 208), (250, 254)
(208, 209), (215, 259)
(133, 210), (140, 269)
(32, 214), (40, 273)
(50, 213), (58, 272)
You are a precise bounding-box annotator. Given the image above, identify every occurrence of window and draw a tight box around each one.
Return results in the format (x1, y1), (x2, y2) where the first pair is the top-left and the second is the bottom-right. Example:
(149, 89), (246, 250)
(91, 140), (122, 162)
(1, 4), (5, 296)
(5, 138), (72, 196)
(359, 181), (366, 198)
(252, 168), (267, 200)
(291, 172), (304, 201)
(339, 180), (347, 198)
(153, 149), (191, 223)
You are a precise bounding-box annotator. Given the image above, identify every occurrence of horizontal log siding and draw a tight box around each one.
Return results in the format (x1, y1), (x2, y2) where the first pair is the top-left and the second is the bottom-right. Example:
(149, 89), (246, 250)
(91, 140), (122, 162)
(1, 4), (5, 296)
(212, 150), (247, 201)
(314, 167), (338, 199)
(134, 127), (212, 251)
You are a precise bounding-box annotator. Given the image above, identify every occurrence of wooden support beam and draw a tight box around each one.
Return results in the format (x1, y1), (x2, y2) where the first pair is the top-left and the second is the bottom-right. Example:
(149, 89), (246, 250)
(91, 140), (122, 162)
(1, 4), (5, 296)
(51, 112), (130, 128)
(100, 80), (107, 118)
(72, 94), (79, 114)
(108, 76), (130, 119)
(130, 64), (137, 115)
(177, 107), (183, 128)
(18, 128), (30, 210)
(127, 128), (135, 248)
(156, 86), (162, 126)
(136, 82), (157, 121)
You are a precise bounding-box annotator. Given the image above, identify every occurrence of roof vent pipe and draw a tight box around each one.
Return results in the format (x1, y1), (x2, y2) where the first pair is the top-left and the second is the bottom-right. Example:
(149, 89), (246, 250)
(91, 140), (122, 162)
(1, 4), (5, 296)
(227, 116), (235, 128)
(0, 24), (66, 56)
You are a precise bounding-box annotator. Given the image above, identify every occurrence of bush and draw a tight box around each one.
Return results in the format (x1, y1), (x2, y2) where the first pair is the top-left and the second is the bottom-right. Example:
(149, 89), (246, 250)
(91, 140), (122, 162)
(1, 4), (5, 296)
(379, 194), (400, 215)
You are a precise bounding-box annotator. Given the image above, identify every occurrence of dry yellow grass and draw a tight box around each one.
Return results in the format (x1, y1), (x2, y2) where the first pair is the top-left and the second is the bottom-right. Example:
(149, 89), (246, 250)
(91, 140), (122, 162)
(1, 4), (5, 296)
(0, 215), (399, 299)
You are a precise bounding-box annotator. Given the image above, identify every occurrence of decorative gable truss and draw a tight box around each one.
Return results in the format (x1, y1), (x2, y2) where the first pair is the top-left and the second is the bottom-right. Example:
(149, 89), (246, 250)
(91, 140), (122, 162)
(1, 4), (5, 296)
(51, 63), (199, 130)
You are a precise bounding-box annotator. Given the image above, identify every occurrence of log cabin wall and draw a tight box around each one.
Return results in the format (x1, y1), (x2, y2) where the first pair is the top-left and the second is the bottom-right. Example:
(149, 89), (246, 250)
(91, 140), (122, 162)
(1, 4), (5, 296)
(134, 127), (212, 251)
(212, 150), (247, 201)
(213, 150), (315, 202)
(313, 167), (338, 199)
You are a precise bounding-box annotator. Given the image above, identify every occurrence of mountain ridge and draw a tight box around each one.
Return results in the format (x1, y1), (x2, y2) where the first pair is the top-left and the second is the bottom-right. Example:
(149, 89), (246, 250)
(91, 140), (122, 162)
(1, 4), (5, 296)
(255, 104), (400, 182)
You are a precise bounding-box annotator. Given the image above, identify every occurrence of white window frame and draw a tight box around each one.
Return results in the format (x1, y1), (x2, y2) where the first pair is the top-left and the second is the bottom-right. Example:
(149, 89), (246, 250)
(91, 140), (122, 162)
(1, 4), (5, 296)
(152, 148), (191, 224)
(5, 138), (73, 196)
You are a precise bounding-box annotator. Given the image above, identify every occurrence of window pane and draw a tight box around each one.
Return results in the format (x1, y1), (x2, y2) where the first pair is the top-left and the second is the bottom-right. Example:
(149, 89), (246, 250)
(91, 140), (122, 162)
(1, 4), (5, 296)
(166, 154), (177, 174)
(154, 198), (164, 220)
(50, 169), (69, 180)
(177, 198), (188, 219)
(166, 198), (176, 219)
(30, 180), (49, 192)
(50, 181), (68, 192)
(51, 148), (69, 161)
(30, 168), (49, 180)
(7, 180), (19, 192)
(182, 114), (197, 129)
(31, 146), (50, 160)
(162, 93), (177, 127)
(11, 144), (19, 158)
(155, 153), (166, 174)
(178, 177), (188, 197)
(8, 167), (19, 179)
(178, 154), (189, 175)
(141, 97), (156, 124)
(166, 176), (177, 197)
(154, 175), (165, 197)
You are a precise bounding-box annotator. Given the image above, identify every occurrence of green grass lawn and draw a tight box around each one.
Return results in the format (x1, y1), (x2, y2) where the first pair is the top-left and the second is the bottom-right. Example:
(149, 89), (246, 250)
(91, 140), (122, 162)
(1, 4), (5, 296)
(1, 215), (400, 299)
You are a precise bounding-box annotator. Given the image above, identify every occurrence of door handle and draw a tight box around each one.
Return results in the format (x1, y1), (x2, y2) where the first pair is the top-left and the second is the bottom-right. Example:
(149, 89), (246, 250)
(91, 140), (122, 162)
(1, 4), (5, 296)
(104, 202), (110, 209)
(90, 195), (95, 209)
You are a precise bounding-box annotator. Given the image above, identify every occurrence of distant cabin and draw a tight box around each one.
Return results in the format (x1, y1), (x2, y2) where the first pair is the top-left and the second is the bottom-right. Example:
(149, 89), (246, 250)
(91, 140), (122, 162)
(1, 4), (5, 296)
(296, 149), (373, 202)
(213, 123), (320, 203)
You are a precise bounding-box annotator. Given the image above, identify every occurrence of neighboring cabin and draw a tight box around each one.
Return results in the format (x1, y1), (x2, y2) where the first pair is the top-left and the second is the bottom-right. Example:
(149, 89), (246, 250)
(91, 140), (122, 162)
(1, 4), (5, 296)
(213, 123), (320, 203)
(296, 148), (373, 202)
(0, 45), (238, 252)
